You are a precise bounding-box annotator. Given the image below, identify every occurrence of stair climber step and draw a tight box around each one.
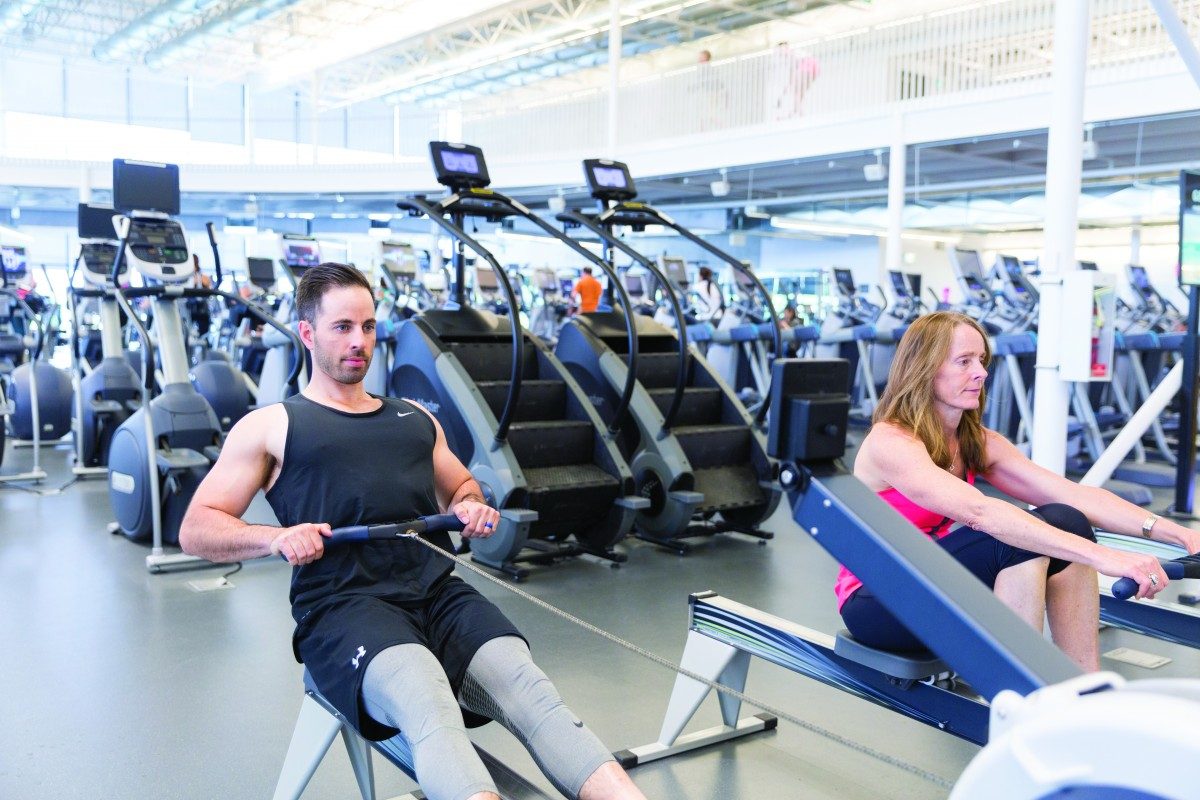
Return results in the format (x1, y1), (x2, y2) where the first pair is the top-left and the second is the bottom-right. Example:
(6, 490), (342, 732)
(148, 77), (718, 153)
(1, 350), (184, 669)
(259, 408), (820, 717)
(506, 420), (594, 468)
(693, 464), (766, 512)
(673, 424), (752, 469)
(636, 352), (688, 390)
(477, 380), (566, 422)
(522, 464), (622, 536)
(446, 341), (535, 383)
(648, 387), (722, 427)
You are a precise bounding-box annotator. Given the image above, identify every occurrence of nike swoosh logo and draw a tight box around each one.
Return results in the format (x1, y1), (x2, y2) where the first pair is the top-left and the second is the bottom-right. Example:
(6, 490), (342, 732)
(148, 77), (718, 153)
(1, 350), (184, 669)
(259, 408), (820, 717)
(397, 411), (415, 417)
(573, 720), (583, 728)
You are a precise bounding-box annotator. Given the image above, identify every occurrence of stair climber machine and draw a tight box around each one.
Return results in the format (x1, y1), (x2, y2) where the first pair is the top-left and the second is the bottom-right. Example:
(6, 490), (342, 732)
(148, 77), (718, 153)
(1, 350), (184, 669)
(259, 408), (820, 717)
(623, 359), (1200, 798)
(390, 141), (648, 580)
(104, 159), (302, 572)
(1, 245), (74, 453)
(554, 158), (781, 554)
(0, 248), (50, 486)
(67, 202), (141, 477)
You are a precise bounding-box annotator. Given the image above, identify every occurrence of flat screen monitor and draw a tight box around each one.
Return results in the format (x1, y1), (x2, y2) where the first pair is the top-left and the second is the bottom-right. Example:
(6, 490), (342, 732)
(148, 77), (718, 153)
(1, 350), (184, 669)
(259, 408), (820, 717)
(833, 267), (855, 296)
(624, 274), (644, 295)
(888, 270), (910, 296)
(905, 273), (922, 299)
(1, 245), (27, 280)
(661, 257), (687, 286)
(429, 141), (490, 189)
(953, 248), (985, 280)
(282, 237), (320, 272)
(583, 158), (637, 202)
(1078, 261), (1098, 271)
(1000, 255), (1029, 296)
(78, 203), (119, 240)
(246, 257), (276, 289)
(112, 159), (181, 215)
(559, 277), (575, 296)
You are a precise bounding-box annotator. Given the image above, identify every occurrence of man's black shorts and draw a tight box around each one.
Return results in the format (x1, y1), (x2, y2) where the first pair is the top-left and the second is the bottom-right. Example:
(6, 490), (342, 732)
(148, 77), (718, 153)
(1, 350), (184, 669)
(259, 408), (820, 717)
(294, 576), (524, 741)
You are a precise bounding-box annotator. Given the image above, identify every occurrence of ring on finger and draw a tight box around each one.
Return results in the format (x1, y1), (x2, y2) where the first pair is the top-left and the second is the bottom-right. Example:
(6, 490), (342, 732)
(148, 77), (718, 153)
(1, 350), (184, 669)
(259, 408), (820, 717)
(1149, 573), (1160, 587)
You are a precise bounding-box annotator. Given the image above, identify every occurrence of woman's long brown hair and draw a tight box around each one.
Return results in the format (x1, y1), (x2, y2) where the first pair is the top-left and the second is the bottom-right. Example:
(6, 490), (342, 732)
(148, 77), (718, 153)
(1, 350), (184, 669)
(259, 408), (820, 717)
(872, 312), (991, 474)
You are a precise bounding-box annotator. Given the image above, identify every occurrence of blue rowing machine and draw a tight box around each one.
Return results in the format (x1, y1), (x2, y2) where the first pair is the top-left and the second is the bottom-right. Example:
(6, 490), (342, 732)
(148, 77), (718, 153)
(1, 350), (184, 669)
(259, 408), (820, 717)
(627, 359), (1200, 798)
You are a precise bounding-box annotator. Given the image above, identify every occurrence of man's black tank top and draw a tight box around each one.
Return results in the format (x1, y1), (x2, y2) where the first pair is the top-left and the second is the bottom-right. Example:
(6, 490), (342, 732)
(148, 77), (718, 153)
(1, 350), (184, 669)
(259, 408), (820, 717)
(265, 393), (453, 620)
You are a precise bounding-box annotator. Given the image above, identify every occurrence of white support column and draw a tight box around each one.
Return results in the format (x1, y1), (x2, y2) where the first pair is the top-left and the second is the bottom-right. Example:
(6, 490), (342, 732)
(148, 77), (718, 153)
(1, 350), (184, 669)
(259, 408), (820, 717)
(310, 72), (321, 166)
(607, 0), (621, 158)
(885, 115), (906, 279)
(1131, 222), (1142, 265)
(78, 166), (91, 204)
(1031, 0), (1091, 475)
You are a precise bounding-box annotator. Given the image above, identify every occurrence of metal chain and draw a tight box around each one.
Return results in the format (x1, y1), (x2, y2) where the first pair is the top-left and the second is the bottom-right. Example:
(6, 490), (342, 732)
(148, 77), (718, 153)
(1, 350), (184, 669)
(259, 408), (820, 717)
(409, 535), (956, 790)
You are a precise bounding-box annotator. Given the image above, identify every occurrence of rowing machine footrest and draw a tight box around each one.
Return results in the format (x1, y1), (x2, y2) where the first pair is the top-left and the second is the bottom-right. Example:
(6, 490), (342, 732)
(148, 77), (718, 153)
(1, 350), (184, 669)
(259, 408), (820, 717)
(833, 630), (949, 680)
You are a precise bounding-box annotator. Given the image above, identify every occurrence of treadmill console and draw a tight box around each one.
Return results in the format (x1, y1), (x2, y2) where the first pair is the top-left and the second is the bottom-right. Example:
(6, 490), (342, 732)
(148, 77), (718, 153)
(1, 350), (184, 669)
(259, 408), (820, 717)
(888, 270), (910, 297)
(583, 159), (637, 202)
(0, 245), (27, 283)
(282, 235), (321, 279)
(833, 267), (856, 298)
(430, 141), (491, 191)
(81, 242), (121, 287)
(124, 216), (190, 280)
(246, 256), (277, 289)
(112, 158), (190, 282)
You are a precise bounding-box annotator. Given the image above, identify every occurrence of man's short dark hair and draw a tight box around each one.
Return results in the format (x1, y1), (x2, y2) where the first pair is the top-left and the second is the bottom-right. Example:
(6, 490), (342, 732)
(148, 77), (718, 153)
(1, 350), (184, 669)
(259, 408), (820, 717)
(582, 266), (593, 275)
(295, 263), (372, 324)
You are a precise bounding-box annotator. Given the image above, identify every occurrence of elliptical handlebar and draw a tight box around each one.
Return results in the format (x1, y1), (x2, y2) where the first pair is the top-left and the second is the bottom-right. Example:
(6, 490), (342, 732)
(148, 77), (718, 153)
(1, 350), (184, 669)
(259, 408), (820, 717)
(205, 222), (223, 287)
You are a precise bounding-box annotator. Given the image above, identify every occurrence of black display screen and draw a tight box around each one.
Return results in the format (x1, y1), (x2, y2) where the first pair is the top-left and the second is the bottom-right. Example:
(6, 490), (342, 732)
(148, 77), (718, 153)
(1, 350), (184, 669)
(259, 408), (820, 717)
(429, 141), (490, 189)
(81, 243), (120, 275)
(1, 245), (27, 279)
(583, 158), (637, 201)
(441, 150), (480, 174)
(833, 268), (855, 295)
(78, 203), (119, 239)
(1129, 265), (1153, 297)
(592, 166), (627, 189)
(113, 159), (181, 215)
(247, 257), (276, 287)
(889, 270), (909, 295)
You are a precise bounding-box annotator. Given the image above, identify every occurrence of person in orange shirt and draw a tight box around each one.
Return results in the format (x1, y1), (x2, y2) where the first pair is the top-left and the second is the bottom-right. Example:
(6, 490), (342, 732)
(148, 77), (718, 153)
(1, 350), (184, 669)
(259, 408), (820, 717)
(572, 266), (603, 314)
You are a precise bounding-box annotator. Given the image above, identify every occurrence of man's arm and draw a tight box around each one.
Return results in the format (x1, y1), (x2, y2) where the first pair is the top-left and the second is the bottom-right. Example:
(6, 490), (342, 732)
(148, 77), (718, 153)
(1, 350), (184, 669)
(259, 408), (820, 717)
(408, 402), (500, 539)
(179, 405), (330, 565)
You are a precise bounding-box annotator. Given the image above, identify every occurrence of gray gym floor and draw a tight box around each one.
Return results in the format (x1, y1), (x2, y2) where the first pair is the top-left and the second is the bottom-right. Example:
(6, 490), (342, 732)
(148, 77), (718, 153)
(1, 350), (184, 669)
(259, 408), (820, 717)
(3, 438), (1199, 800)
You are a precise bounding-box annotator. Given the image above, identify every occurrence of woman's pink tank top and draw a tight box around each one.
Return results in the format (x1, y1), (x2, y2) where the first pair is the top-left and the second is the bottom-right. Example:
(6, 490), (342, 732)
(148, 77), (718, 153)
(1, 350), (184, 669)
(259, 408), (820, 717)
(834, 471), (975, 611)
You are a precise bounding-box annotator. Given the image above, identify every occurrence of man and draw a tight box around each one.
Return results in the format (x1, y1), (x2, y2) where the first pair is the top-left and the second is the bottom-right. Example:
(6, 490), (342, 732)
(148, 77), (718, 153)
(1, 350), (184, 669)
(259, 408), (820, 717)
(571, 266), (603, 314)
(179, 263), (645, 800)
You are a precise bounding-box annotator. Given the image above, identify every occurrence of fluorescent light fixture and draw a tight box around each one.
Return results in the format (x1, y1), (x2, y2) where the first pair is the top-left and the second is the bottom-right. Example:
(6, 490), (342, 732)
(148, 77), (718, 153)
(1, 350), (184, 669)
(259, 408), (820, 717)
(547, 195), (566, 213)
(710, 180), (731, 197)
(368, 213), (394, 222)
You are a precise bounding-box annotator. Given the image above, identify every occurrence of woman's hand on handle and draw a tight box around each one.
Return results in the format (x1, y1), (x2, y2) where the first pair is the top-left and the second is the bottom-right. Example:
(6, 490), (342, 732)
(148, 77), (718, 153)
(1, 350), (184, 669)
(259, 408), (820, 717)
(454, 500), (500, 539)
(270, 523), (332, 566)
(1093, 547), (1169, 599)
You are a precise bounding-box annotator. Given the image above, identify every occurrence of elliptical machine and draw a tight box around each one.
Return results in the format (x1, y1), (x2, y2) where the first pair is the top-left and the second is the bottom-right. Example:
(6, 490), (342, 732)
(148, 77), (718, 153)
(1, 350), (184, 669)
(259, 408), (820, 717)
(0, 246), (49, 486)
(105, 159), (301, 572)
(68, 203), (141, 476)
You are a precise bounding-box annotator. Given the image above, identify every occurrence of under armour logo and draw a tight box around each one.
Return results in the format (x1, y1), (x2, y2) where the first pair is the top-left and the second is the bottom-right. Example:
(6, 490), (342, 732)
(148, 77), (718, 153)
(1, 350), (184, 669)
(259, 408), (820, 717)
(351, 645), (366, 669)
(397, 411), (414, 418)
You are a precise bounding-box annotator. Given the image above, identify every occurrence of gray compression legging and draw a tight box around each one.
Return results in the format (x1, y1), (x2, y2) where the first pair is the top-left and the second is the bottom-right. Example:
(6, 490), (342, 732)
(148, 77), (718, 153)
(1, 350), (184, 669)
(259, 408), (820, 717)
(361, 636), (614, 800)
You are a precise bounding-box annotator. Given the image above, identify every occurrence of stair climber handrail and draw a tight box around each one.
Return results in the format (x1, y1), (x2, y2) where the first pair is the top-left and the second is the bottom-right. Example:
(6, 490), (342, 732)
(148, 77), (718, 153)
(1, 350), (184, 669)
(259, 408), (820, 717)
(604, 202), (783, 427)
(397, 195), (524, 446)
(443, 190), (640, 436)
(556, 210), (690, 435)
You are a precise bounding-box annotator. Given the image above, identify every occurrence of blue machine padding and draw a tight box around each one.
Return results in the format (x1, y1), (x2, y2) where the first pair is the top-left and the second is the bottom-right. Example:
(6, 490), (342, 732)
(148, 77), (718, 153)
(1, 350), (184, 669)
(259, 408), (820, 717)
(993, 331), (1038, 356)
(730, 324), (760, 343)
(686, 323), (713, 342)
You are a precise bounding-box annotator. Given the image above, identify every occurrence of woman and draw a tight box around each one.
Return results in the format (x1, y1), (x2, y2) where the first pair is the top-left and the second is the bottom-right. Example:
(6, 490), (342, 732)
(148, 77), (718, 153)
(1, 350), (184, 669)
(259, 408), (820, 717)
(843, 311), (1200, 671)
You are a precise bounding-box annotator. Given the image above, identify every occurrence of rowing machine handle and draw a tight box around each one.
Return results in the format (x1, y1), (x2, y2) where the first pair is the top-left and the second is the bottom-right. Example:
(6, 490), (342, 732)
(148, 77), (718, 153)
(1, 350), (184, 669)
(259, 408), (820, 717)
(1111, 561), (1196, 600)
(279, 514), (466, 559)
